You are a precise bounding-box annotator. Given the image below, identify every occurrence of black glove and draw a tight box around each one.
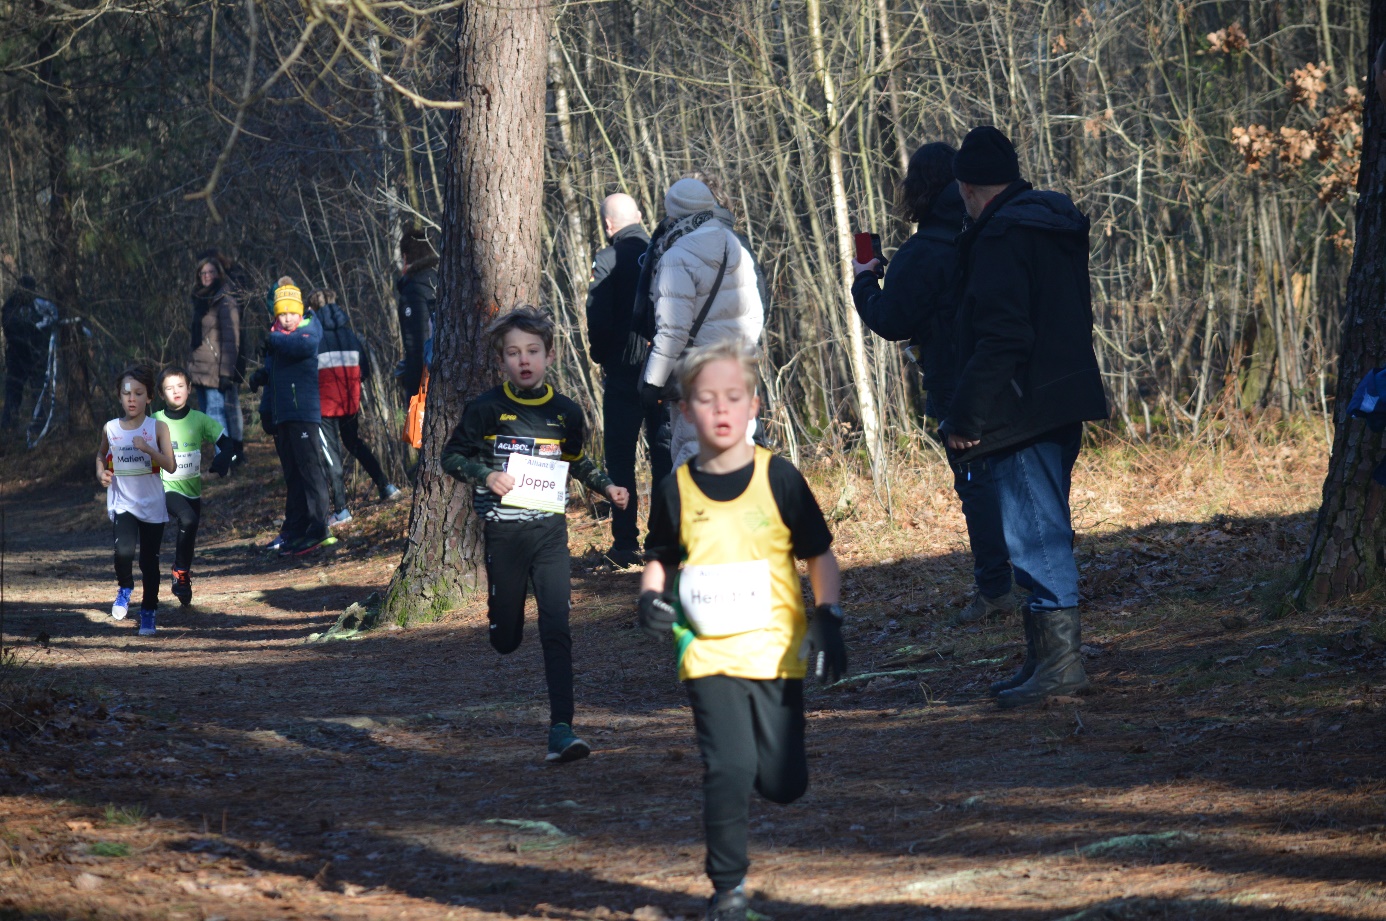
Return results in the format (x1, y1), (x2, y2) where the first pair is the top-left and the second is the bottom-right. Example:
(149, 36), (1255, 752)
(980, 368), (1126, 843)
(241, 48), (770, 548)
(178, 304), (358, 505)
(248, 368), (268, 393)
(208, 449), (232, 478)
(640, 382), (665, 413)
(807, 603), (847, 684)
(219, 376), (236, 391)
(638, 590), (678, 638)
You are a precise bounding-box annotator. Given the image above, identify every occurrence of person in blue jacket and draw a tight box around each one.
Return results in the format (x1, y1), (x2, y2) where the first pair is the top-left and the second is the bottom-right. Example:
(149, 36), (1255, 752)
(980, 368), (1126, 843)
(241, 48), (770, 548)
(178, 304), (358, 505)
(265, 280), (334, 556)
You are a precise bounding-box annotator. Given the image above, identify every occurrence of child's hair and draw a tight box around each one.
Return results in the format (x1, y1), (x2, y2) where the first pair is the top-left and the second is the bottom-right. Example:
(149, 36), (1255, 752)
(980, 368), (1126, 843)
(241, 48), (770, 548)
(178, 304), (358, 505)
(487, 306), (555, 356)
(307, 288), (338, 311)
(157, 366), (190, 391)
(677, 338), (760, 398)
(117, 364), (157, 397)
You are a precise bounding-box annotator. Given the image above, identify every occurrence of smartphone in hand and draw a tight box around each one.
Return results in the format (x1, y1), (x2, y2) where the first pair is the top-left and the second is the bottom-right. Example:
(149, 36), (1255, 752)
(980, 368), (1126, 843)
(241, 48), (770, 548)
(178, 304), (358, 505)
(853, 232), (886, 276)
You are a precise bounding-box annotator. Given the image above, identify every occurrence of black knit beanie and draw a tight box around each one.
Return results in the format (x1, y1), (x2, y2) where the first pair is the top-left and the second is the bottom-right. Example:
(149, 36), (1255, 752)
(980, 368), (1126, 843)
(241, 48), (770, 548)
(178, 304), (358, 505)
(952, 126), (1020, 185)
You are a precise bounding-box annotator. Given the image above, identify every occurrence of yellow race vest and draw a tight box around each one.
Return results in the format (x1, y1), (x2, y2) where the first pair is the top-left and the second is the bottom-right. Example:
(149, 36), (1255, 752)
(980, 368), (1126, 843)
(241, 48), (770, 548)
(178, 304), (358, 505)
(673, 447), (808, 681)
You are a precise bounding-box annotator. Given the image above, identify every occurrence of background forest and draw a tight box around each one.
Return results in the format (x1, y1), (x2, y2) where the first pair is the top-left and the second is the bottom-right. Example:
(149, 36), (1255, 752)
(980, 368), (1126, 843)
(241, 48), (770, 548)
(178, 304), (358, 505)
(0, 0), (1366, 478)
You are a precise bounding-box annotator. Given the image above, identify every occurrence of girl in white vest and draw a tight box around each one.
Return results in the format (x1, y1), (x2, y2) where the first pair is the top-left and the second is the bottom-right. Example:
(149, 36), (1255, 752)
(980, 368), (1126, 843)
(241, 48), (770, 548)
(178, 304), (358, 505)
(96, 365), (176, 636)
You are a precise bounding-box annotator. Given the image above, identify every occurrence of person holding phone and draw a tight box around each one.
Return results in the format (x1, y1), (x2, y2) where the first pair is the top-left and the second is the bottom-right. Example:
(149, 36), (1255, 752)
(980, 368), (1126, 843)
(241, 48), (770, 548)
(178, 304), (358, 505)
(850, 141), (1019, 629)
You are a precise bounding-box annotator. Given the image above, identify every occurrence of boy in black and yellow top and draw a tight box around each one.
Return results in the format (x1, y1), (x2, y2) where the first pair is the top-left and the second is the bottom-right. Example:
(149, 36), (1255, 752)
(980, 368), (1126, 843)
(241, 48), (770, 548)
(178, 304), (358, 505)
(441, 306), (629, 763)
(639, 339), (846, 921)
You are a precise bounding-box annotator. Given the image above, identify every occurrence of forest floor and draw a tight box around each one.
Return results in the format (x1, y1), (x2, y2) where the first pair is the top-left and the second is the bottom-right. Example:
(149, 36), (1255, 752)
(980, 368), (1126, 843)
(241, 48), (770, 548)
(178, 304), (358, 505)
(1, 422), (1384, 921)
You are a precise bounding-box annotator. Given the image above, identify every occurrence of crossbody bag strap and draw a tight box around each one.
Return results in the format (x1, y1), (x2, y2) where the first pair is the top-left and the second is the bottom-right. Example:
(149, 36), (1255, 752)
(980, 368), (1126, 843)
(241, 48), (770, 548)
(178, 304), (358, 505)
(680, 241), (730, 358)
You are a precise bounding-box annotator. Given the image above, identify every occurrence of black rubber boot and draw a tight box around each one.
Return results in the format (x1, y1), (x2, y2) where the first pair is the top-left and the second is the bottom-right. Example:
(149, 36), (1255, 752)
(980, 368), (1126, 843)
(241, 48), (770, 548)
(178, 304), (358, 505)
(989, 607), (1037, 696)
(996, 608), (1089, 708)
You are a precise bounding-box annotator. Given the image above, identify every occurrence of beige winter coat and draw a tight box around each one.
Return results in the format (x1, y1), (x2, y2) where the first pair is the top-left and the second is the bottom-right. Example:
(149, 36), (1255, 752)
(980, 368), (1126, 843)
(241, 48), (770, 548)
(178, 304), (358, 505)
(187, 283), (241, 388)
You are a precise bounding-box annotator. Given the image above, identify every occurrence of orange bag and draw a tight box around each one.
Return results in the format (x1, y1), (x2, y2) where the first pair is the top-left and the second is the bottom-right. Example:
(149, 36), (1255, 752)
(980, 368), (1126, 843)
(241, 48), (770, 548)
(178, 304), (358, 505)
(404, 368), (429, 449)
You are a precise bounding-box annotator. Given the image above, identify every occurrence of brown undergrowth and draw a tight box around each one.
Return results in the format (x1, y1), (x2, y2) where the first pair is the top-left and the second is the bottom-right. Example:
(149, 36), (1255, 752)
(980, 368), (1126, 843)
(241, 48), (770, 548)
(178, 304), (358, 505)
(0, 420), (1383, 920)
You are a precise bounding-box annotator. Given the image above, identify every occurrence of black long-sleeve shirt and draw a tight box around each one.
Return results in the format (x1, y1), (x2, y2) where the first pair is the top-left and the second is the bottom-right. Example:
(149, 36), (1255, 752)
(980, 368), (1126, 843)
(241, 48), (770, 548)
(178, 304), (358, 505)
(440, 381), (613, 521)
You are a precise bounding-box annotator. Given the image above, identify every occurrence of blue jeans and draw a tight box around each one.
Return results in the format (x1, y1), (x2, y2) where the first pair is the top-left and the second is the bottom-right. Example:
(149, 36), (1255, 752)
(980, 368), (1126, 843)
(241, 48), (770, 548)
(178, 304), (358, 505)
(949, 452), (1013, 599)
(196, 384), (243, 451)
(988, 423), (1083, 612)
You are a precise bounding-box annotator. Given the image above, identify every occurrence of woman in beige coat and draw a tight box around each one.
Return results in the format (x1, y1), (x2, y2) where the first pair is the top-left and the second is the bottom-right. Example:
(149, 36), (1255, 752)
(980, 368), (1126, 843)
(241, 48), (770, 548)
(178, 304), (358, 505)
(187, 257), (243, 463)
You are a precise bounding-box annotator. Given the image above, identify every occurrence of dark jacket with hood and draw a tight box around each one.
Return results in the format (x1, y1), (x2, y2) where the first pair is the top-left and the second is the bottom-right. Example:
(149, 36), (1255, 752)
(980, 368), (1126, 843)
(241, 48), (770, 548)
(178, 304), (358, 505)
(263, 314), (324, 426)
(2, 279), (56, 368)
(188, 279), (241, 389)
(851, 182), (967, 420)
(395, 253), (438, 395)
(585, 222), (651, 372)
(942, 180), (1108, 463)
(314, 302), (370, 418)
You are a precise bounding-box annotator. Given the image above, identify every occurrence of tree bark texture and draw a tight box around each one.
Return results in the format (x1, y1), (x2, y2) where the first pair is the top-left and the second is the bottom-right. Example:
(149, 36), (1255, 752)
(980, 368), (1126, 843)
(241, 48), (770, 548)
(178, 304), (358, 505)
(385, 0), (551, 624)
(1292, 0), (1386, 610)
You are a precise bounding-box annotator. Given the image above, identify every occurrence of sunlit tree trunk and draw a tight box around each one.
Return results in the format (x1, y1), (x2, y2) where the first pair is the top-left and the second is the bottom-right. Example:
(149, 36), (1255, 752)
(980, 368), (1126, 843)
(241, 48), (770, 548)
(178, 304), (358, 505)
(384, 0), (551, 624)
(1291, 2), (1386, 610)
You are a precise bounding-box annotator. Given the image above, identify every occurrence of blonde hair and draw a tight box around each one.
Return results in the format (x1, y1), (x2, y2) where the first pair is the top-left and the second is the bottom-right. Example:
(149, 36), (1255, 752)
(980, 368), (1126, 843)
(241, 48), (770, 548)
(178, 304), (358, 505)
(677, 338), (759, 398)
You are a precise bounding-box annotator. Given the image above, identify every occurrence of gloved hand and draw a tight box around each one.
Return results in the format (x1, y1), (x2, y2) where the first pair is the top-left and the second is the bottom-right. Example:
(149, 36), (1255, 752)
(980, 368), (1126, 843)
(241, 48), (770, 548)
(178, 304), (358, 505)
(638, 590), (678, 638)
(208, 449), (233, 477)
(248, 368), (268, 393)
(807, 603), (847, 684)
(219, 376), (236, 391)
(639, 382), (665, 413)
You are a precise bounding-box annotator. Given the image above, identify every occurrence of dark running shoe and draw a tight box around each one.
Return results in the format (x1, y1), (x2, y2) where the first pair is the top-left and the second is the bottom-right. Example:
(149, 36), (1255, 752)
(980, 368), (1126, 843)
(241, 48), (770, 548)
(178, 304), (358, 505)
(292, 534), (339, 557)
(545, 723), (591, 763)
(706, 884), (749, 921)
(171, 569), (192, 606)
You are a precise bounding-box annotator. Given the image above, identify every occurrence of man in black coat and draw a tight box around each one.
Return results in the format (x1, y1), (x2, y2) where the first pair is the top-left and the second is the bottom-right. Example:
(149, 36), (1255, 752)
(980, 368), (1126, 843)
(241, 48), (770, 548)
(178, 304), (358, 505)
(941, 126), (1108, 708)
(395, 229), (438, 401)
(1, 275), (57, 431)
(586, 193), (662, 566)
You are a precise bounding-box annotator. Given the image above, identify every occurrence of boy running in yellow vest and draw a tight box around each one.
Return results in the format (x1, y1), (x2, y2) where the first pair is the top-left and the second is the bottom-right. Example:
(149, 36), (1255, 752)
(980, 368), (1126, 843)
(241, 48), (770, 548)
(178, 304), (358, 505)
(638, 339), (847, 921)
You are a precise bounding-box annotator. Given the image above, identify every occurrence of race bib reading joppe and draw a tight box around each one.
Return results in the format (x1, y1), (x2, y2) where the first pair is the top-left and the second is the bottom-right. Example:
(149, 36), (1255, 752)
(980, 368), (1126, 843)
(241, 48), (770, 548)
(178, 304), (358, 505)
(500, 453), (569, 514)
(677, 559), (774, 638)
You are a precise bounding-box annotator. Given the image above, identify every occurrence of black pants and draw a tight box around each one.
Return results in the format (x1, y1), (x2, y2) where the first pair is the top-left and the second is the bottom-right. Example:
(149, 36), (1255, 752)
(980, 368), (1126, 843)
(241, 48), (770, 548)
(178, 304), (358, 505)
(321, 414), (390, 511)
(602, 369), (672, 550)
(275, 421), (331, 541)
(484, 515), (574, 727)
(1, 340), (43, 429)
(164, 492), (202, 573)
(113, 512), (165, 609)
(947, 450), (1014, 599)
(686, 675), (808, 891)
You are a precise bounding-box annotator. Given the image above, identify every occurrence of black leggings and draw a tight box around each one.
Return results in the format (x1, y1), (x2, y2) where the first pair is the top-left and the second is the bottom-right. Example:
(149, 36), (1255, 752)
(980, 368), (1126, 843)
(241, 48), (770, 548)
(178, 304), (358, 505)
(113, 512), (165, 609)
(321, 415), (390, 511)
(686, 675), (808, 891)
(483, 515), (573, 727)
(164, 492), (202, 573)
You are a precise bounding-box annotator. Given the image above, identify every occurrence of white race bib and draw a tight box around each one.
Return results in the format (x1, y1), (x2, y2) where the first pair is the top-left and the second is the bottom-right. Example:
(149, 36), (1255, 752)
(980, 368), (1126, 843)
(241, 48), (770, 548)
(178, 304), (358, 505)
(500, 453), (569, 514)
(169, 447), (201, 480)
(109, 421), (156, 477)
(677, 560), (774, 638)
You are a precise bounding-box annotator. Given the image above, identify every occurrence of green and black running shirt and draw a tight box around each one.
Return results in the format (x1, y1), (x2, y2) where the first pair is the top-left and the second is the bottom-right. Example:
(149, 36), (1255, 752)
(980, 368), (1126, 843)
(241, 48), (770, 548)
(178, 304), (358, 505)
(441, 381), (613, 522)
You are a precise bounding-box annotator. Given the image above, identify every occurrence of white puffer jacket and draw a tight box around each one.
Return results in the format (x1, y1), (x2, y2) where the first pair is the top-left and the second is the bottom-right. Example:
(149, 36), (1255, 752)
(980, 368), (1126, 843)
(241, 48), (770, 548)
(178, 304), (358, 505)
(643, 221), (764, 389)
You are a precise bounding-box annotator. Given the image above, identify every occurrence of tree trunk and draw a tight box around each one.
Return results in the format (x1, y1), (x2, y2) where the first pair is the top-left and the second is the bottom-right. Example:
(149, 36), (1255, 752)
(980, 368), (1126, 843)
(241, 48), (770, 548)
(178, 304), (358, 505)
(384, 0), (552, 624)
(1290, 2), (1386, 611)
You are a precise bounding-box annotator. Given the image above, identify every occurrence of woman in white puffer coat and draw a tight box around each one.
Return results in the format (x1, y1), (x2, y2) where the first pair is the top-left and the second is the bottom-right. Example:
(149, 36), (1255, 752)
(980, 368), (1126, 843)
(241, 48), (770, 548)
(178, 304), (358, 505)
(641, 178), (764, 467)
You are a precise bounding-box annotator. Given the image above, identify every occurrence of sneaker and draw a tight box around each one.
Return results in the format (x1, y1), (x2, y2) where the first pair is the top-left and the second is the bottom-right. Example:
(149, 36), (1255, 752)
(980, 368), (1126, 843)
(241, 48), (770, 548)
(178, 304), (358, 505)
(111, 586), (133, 620)
(381, 484), (404, 502)
(328, 509), (353, 528)
(952, 589), (1022, 626)
(137, 608), (157, 636)
(265, 533), (287, 552)
(545, 723), (591, 763)
(292, 534), (339, 557)
(603, 546), (642, 568)
(706, 884), (749, 921)
(171, 569), (192, 606)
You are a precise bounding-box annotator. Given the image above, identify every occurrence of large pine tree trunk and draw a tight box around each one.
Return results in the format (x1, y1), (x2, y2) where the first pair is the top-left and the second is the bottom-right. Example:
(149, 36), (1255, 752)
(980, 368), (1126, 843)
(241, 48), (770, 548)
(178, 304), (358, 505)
(1291, 3), (1386, 610)
(384, 0), (551, 624)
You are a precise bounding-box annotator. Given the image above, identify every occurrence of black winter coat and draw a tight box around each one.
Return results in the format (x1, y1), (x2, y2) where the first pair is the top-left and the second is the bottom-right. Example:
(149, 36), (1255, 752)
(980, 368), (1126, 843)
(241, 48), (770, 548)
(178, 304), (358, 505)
(395, 253), (438, 396)
(943, 181), (1108, 462)
(585, 223), (651, 370)
(851, 182), (967, 420)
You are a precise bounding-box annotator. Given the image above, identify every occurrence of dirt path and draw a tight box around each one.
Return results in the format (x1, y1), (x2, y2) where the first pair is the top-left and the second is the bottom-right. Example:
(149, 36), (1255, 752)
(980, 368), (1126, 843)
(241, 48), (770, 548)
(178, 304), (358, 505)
(2, 436), (1385, 921)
